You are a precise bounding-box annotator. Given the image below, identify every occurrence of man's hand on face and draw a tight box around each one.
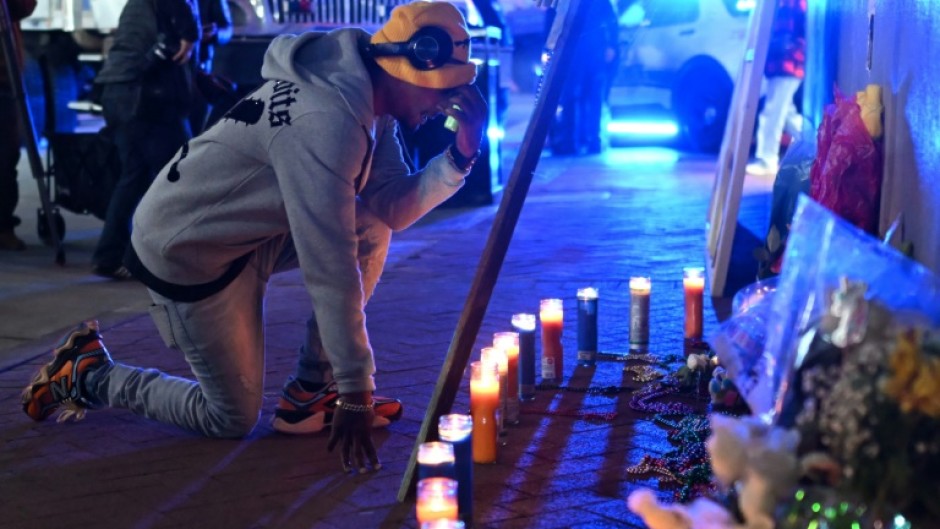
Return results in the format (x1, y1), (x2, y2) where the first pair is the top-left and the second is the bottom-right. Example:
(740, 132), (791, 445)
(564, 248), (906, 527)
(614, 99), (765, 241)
(327, 391), (381, 474)
(439, 84), (487, 158)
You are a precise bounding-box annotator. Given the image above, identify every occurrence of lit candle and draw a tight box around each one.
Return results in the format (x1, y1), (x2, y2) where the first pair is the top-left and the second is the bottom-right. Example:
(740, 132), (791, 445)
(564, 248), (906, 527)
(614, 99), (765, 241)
(493, 332), (520, 425)
(576, 287), (599, 366)
(417, 442), (456, 481)
(629, 277), (651, 346)
(511, 313), (537, 401)
(480, 347), (508, 436)
(683, 267), (705, 340)
(416, 477), (459, 524)
(540, 298), (564, 384)
(469, 361), (499, 464)
(438, 414), (473, 525)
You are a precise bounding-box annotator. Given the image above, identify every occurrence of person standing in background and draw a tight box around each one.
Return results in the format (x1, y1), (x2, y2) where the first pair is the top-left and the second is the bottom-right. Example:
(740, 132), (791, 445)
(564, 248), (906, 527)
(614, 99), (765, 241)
(0, 0), (38, 251)
(189, 0), (232, 134)
(747, 0), (806, 177)
(546, 0), (619, 156)
(90, 0), (200, 279)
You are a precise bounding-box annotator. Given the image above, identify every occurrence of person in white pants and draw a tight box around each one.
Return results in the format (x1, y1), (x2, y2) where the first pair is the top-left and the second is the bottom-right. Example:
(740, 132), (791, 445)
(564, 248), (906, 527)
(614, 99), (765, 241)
(747, 0), (807, 177)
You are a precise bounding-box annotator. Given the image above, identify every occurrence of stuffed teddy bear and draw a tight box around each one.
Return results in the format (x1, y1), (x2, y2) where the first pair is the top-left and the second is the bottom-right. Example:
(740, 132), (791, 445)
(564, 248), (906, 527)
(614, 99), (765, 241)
(706, 415), (800, 529)
(627, 488), (734, 529)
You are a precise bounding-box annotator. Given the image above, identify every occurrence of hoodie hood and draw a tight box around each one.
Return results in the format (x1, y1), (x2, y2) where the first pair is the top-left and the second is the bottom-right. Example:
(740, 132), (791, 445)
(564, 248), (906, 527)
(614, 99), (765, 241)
(261, 28), (375, 129)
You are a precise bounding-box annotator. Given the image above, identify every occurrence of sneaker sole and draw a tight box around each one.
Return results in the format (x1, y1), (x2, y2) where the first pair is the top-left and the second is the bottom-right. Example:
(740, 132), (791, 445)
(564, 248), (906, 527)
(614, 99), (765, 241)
(272, 411), (328, 435)
(272, 411), (396, 435)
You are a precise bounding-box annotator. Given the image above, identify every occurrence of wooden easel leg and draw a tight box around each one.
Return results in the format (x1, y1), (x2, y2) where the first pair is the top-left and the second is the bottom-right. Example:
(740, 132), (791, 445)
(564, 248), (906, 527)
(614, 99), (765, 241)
(396, 0), (590, 503)
(706, 0), (776, 297)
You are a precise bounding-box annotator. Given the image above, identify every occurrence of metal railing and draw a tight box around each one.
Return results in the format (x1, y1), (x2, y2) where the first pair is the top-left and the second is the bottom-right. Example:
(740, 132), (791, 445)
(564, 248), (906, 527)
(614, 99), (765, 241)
(271, 0), (413, 25)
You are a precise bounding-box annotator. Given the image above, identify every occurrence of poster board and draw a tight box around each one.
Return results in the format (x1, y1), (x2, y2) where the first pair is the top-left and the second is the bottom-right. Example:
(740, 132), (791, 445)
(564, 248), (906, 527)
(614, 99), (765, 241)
(705, 0), (776, 298)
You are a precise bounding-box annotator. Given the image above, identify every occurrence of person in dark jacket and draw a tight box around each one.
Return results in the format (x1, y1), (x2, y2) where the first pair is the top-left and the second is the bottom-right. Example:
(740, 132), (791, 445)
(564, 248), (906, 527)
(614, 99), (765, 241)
(90, 0), (200, 279)
(0, 0), (38, 251)
(747, 0), (806, 177)
(188, 0), (233, 134)
(547, 0), (619, 155)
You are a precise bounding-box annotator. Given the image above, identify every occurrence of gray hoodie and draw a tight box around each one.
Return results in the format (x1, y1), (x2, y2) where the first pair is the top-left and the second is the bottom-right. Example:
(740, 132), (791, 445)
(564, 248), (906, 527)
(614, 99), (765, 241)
(130, 28), (467, 394)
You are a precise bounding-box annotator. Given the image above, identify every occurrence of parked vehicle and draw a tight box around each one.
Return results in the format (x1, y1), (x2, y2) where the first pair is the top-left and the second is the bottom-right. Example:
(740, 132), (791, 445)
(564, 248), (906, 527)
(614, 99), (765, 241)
(612, 0), (752, 152)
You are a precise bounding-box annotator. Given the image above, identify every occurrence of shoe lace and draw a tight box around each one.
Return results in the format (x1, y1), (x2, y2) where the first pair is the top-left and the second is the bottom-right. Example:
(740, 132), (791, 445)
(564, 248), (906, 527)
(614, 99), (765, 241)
(56, 402), (88, 423)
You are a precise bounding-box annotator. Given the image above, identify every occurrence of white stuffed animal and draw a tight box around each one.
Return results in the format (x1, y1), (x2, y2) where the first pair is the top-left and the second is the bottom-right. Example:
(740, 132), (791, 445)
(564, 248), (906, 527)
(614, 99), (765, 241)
(737, 426), (800, 529)
(705, 415), (800, 529)
(627, 488), (735, 529)
(706, 415), (765, 488)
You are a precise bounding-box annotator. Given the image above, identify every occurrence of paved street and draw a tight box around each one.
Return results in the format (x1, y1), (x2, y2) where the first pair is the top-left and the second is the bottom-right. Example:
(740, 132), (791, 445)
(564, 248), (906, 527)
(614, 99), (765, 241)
(0, 99), (772, 528)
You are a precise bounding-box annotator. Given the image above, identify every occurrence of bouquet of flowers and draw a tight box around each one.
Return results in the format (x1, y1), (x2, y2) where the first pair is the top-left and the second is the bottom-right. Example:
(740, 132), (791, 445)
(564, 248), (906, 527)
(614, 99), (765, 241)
(781, 291), (940, 524)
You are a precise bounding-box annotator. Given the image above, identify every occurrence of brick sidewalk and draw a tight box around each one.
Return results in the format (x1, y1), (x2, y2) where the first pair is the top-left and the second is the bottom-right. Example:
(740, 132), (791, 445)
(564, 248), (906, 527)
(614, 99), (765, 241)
(0, 149), (762, 529)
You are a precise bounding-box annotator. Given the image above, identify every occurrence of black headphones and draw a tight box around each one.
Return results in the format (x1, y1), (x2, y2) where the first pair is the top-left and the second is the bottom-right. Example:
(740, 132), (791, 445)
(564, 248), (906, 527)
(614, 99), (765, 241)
(368, 26), (469, 71)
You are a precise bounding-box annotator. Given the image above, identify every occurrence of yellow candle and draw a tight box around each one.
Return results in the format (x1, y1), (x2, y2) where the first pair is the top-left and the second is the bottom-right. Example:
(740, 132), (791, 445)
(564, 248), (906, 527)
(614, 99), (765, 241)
(469, 361), (499, 463)
(493, 332), (520, 424)
(481, 347), (508, 379)
(683, 267), (705, 340)
(416, 477), (459, 524)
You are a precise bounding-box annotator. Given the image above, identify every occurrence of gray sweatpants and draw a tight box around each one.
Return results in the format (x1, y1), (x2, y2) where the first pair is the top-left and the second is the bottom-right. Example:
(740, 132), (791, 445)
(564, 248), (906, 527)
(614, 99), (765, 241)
(89, 202), (392, 438)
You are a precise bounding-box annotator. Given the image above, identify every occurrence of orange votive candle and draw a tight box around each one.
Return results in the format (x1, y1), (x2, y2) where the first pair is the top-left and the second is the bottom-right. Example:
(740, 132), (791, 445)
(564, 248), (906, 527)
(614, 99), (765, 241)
(469, 361), (499, 463)
(416, 477), (459, 524)
(539, 298), (564, 383)
(683, 268), (705, 340)
(481, 346), (508, 436)
(493, 332), (520, 424)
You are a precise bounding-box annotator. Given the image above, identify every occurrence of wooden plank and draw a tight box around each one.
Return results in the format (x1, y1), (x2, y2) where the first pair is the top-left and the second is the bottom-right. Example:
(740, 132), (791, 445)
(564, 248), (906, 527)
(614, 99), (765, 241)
(706, 0), (776, 297)
(396, 0), (589, 502)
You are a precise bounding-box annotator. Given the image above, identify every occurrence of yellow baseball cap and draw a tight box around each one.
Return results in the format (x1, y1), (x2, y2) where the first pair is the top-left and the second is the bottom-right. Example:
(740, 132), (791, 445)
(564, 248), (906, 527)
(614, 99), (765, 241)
(370, 1), (477, 89)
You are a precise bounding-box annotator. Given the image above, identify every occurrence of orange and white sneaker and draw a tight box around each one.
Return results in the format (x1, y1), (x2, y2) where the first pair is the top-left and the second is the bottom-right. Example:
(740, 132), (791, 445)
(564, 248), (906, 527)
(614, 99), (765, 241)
(272, 379), (403, 435)
(22, 320), (113, 423)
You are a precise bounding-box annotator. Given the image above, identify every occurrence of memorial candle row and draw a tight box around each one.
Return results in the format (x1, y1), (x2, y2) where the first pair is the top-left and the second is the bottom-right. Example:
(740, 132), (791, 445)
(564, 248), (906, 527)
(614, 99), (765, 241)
(494, 268), (705, 392)
(418, 267), (706, 524)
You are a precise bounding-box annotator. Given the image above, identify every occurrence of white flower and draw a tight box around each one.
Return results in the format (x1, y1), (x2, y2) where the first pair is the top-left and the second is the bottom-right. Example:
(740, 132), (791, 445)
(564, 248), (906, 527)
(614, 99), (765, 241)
(687, 354), (708, 371)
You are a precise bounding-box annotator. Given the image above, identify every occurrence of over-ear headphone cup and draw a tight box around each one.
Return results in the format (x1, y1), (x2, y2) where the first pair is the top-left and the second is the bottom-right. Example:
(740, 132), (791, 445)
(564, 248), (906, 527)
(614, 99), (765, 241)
(369, 25), (455, 71)
(407, 26), (454, 71)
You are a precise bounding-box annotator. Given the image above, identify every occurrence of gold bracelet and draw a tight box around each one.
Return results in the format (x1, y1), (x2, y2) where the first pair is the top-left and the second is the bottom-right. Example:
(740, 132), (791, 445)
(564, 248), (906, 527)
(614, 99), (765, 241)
(445, 144), (479, 173)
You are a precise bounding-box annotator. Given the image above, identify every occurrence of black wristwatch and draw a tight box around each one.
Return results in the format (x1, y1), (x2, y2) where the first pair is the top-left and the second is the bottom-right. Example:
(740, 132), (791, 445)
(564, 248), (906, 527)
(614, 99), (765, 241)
(446, 144), (480, 173)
